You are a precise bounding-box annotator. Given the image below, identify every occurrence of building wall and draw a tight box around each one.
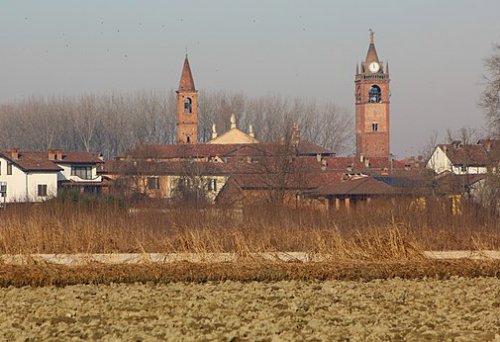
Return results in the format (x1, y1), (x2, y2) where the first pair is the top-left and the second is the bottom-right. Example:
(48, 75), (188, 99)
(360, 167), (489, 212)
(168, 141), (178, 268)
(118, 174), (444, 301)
(427, 147), (488, 175)
(56, 163), (101, 182)
(451, 166), (487, 175)
(121, 174), (227, 202)
(427, 147), (452, 174)
(0, 157), (58, 202)
(355, 80), (390, 158)
(177, 91), (198, 144)
(26, 172), (58, 201)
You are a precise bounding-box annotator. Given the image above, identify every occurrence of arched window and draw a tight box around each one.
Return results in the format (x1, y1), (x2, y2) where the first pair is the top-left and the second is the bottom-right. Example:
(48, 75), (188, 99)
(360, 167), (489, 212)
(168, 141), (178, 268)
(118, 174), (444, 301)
(369, 85), (382, 103)
(184, 97), (192, 113)
(186, 136), (191, 143)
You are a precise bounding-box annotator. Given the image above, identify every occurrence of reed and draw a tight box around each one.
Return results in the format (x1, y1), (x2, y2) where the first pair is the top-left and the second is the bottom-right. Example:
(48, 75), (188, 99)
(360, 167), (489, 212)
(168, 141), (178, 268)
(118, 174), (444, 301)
(0, 197), (498, 258)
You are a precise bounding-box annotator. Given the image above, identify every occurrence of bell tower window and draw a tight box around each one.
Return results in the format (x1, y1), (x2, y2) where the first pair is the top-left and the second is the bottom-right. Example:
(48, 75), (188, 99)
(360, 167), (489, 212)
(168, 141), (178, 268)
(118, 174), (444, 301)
(184, 97), (192, 114)
(372, 123), (378, 132)
(369, 85), (382, 103)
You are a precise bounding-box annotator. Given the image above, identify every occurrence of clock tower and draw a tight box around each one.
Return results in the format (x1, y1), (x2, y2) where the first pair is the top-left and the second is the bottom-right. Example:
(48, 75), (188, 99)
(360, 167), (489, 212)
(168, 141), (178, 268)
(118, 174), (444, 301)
(355, 30), (390, 158)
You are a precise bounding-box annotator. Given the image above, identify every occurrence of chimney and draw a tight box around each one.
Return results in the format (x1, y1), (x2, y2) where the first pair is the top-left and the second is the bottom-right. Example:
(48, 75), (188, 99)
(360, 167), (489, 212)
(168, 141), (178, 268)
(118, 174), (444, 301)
(10, 148), (19, 159)
(249, 124), (255, 138)
(55, 149), (63, 161)
(230, 113), (236, 129)
(211, 124), (218, 140)
(48, 149), (56, 161)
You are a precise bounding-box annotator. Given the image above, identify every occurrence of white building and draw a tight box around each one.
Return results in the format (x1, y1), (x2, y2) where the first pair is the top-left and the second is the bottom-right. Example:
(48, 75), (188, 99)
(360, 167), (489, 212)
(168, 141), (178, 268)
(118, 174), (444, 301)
(427, 141), (491, 175)
(0, 149), (104, 203)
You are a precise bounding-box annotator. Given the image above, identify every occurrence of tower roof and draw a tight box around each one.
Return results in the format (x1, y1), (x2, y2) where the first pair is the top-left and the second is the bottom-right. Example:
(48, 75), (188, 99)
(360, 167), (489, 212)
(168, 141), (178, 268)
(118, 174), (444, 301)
(178, 55), (196, 92)
(365, 29), (380, 64)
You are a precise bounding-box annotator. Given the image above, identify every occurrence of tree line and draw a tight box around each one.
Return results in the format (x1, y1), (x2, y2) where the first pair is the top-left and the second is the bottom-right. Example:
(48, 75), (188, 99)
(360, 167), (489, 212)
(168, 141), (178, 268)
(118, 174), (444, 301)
(0, 91), (353, 159)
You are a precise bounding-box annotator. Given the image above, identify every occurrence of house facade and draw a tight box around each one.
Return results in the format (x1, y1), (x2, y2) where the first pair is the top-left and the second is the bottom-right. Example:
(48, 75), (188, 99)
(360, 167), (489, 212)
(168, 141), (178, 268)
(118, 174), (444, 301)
(426, 141), (497, 175)
(0, 149), (105, 203)
(0, 150), (60, 202)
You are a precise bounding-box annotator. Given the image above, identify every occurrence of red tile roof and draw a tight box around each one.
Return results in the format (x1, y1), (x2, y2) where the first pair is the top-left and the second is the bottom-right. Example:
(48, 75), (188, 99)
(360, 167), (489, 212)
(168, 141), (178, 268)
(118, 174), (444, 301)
(311, 176), (396, 196)
(27, 151), (103, 164)
(438, 144), (488, 166)
(125, 141), (334, 160)
(0, 150), (102, 172)
(323, 156), (406, 172)
(0, 151), (62, 172)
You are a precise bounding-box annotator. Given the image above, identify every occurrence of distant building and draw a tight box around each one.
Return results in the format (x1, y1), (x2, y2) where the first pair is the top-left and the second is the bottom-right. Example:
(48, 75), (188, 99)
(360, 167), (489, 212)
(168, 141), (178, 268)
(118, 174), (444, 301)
(209, 114), (259, 145)
(355, 30), (390, 159)
(426, 139), (500, 175)
(0, 149), (105, 203)
(176, 55), (198, 144)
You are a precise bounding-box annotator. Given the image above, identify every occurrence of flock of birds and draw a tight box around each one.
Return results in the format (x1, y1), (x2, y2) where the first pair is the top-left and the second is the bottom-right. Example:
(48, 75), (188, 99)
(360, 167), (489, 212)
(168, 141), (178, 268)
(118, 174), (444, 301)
(22, 15), (309, 59)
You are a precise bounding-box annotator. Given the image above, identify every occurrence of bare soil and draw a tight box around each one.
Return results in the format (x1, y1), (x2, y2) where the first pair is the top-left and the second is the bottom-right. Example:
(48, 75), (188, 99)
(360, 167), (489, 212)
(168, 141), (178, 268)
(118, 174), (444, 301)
(0, 278), (499, 341)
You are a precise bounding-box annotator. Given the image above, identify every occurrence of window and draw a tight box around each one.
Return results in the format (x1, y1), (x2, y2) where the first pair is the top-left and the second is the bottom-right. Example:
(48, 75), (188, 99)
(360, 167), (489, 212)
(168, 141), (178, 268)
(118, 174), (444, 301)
(369, 85), (382, 103)
(184, 97), (192, 114)
(208, 179), (217, 192)
(147, 177), (160, 190)
(71, 166), (92, 180)
(178, 178), (192, 189)
(461, 166), (467, 172)
(7, 162), (12, 175)
(372, 123), (378, 132)
(38, 184), (47, 197)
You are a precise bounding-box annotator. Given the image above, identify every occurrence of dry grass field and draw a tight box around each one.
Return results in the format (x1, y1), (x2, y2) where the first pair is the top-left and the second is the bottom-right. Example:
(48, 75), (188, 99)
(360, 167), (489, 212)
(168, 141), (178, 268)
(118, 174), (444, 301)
(0, 198), (498, 285)
(0, 199), (498, 340)
(1, 279), (499, 341)
(0, 198), (499, 256)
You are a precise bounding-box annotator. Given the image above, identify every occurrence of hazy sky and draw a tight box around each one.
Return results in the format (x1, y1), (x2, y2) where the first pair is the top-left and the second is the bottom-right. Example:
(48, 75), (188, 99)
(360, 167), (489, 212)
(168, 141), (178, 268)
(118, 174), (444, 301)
(1, 1), (499, 157)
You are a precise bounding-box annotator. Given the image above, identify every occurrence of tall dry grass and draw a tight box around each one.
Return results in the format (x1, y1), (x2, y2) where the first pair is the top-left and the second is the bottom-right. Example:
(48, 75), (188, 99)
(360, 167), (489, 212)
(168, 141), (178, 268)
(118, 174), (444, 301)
(0, 197), (498, 260)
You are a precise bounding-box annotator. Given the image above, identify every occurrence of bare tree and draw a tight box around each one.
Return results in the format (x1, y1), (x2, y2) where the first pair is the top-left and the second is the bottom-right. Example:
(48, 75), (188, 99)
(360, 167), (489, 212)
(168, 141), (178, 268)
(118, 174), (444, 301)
(480, 43), (500, 135)
(445, 127), (478, 145)
(420, 130), (439, 162)
(0, 90), (353, 158)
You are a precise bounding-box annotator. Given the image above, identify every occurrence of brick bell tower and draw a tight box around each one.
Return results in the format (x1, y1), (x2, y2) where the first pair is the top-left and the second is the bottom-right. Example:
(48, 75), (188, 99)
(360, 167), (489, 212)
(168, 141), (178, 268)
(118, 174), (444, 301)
(176, 54), (198, 144)
(355, 30), (390, 158)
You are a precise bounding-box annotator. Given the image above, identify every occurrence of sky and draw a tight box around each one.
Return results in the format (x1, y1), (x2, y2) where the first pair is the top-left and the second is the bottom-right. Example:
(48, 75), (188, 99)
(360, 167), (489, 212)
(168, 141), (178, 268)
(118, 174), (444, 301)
(1, 0), (499, 157)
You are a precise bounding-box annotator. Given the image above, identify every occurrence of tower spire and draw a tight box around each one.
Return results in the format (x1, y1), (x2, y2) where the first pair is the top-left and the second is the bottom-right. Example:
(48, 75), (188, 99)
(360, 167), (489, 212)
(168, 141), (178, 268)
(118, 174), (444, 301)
(178, 55), (196, 92)
(365, 29), (379, 64)
(176, 54), (198, 144)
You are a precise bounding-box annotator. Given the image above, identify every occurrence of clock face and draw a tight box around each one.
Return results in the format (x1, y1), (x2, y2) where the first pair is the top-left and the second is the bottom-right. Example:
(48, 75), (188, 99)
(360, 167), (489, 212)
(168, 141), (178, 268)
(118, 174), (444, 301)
(369, 62), (380, 73)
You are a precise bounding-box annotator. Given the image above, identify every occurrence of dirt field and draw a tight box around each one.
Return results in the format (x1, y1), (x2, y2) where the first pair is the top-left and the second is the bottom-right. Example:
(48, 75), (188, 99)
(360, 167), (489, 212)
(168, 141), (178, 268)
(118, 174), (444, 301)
(0, 278), (499, 341)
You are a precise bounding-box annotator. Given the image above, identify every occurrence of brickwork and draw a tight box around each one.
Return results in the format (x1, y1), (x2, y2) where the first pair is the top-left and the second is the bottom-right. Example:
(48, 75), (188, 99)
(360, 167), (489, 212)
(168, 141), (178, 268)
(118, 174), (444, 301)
(355, 33), (390, 159)
(176, 56), (198, 144)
